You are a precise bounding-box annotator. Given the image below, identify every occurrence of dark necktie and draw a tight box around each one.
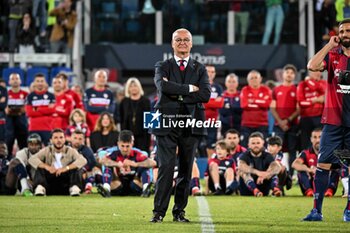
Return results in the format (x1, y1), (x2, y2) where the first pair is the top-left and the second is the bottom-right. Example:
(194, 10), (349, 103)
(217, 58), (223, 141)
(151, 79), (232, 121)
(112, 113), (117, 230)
(179, 60), (185, 72)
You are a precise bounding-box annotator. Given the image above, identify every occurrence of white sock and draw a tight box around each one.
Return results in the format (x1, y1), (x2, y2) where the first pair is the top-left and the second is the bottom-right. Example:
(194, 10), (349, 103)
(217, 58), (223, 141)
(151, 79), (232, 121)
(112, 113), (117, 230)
(226, 180), (233, 188)
(342, 177), (349, 195)
(143, 183), (149, 191)
(20, 178), (29, 193)
(103, 183), (111, 192)
(214, 183), (221, 190)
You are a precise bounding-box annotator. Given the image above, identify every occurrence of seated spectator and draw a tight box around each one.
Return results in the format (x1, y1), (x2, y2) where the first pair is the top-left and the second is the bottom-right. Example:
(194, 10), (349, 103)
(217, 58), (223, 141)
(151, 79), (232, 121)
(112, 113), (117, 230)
(28, 128), (87, 196)
(205, 140), (236, 195)
(0, 141), (10, 195)
(97, 130), (156, 197)
(65, 109), (91, 147)
(70, 129), (96, 194)
(292, 128), (340, 197)
(90, 112), (119, 153)
(5, 134), (42, 196)
(266, 136), (292, 195)
(238, 132), (282, 197)
(16, 13), (36, 69)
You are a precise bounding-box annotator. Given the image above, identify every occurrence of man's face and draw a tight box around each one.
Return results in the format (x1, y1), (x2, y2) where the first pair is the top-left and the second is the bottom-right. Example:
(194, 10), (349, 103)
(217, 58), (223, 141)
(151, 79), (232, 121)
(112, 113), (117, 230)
(283, 69), (295, 83)
(172, 30), (192, 57)
(51, 132), (66, 150)
(34, 77), (46, 91)
(95, 71), (107, 87)
(28, 142), (41, 155)
(52, 78), (63, 93)
(206, 66), (216, 83)
(9, 74), (21, 88)
(248, 137), (264, 155)
(225, 133), (239, 150)
(117, 141), (132, 157)
(247, 72), (261, 89)
(339, 23), (350, 48)
(225, 76), (238, 91)
(0, 143), (8, 158)
(71, 133), (84, 148)
(311, 131), (321, 152)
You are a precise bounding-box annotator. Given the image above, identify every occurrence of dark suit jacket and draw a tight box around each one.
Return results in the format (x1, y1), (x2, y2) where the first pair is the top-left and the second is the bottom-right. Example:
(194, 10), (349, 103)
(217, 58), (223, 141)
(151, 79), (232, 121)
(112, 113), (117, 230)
(150, 57), (211, 136)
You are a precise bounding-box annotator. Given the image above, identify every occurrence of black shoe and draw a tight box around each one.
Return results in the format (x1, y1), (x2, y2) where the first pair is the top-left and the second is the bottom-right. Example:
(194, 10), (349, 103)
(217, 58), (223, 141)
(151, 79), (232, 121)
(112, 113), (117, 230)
(173, 213), (190, 223)
(214, 188), (224, 195)
(225, 187), (234, 195)
(150, 214), (163, 223)
(97, 184), (111, 198)
(141, 183), (152, 198)
(286, 174), (293, 190)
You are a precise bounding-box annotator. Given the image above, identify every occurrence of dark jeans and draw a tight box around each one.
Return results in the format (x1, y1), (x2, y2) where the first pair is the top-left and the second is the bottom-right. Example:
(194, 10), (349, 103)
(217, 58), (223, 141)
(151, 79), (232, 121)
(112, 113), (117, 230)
(6, 115), (28, 156)
(299, 116), (321, 150)
(33, 168), (83, 195)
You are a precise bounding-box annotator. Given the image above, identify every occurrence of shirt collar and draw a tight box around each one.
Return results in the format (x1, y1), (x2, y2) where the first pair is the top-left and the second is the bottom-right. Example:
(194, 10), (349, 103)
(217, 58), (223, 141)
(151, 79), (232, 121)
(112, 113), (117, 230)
(174, 55), (190, 64)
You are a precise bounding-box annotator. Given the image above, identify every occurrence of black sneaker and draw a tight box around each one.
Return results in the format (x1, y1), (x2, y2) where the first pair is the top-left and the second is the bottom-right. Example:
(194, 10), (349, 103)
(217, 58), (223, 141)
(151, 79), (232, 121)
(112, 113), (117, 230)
(173, 212), (190, 223)
(150, 213), (163, 223)
(97, 184), (111, 198)
(214, 188), (224, 195)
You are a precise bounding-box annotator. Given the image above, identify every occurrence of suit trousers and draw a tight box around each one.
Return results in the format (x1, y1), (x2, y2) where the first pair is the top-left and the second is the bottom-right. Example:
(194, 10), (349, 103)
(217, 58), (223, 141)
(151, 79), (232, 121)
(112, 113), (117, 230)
(153, 127), (199, 217)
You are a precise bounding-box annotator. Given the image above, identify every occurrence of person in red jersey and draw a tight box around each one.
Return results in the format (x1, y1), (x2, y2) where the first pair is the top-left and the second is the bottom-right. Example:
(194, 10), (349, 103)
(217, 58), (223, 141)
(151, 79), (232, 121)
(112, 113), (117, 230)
(51, 76), (73, 131)
(83, 69), (115, 131)
(297, 70), (325, 150)
(57, 72), (83, 109)
(240, 70), (272, 147)
(25, 74), (55, 146)
(303, 19), (350, 222)
(270, 64), (299, 176)
(5, 73), (28, 156)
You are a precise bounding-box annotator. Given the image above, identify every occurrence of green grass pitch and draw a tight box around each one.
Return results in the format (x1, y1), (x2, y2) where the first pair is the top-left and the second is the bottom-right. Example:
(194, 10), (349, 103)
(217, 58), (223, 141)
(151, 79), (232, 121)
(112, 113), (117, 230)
(0, 186), (349, 233)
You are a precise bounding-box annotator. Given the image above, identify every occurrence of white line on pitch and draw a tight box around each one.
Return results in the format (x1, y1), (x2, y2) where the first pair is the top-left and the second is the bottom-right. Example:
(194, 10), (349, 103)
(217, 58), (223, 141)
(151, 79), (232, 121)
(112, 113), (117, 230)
(196, 196), (215, 233)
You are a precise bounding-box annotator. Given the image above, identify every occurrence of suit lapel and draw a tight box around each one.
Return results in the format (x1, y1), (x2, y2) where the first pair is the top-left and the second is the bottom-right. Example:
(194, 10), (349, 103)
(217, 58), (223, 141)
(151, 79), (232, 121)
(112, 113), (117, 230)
(184, 58), (195, 84)
(170, 58), (183, 84)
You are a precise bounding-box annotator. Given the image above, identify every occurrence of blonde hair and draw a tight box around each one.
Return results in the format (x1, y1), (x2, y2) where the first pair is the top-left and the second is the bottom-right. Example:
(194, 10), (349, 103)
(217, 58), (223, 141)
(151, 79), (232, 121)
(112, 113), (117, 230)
(124, 77), (144, 98)
(69, 109), (87, 125)
(94, 112), (117, 132)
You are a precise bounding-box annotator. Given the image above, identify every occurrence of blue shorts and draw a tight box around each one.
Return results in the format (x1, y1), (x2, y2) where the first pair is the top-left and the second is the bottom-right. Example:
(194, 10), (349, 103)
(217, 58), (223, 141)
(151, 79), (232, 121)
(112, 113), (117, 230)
(318, 124), (350, 164)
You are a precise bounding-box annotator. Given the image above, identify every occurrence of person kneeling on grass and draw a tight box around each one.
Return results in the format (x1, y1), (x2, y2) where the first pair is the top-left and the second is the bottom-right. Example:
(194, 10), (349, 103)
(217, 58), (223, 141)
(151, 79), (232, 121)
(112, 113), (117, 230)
(238, 132), (282, 197)
(292, 128), (340, 197)
(5, 134), (42, 196)
(28, 128), (87, 196)
(205, 140), (237, 195)
(97, 130), (156, 197)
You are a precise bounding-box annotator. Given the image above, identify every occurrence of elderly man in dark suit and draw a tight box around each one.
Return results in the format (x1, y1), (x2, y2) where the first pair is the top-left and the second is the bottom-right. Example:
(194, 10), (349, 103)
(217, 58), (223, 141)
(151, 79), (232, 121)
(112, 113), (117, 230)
(150, 28), (211, 223)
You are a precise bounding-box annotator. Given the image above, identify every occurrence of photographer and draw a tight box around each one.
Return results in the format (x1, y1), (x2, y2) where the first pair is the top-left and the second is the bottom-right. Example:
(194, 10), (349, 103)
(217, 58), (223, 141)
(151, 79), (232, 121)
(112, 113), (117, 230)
(5, 73), (28, 156)
(303, 19), (350, 222)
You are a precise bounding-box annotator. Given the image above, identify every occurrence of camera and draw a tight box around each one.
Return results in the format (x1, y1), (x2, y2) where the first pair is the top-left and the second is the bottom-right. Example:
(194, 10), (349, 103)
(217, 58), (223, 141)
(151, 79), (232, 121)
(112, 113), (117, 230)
(338, 70), (350, 85)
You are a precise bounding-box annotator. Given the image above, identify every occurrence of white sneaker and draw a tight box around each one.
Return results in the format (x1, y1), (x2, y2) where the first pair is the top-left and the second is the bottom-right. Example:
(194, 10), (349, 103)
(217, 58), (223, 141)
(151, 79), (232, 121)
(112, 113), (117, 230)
(34, 185), (46, 196)
(70, 185), (81, 196)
